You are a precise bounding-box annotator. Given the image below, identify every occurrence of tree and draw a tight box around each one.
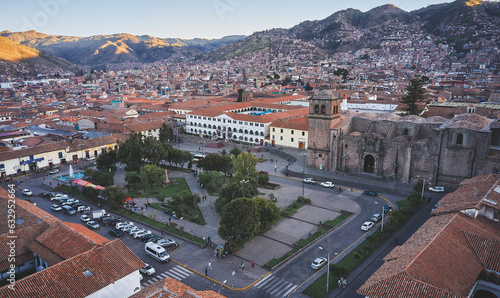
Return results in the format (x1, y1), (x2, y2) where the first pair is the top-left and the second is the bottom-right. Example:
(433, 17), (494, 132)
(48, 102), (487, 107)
(159, 123), (171, 143)
(102, 185), (128, 210)
(255, 197), (280, 229)
(117, 132), (144, 171)
(96, 150), (117, 172)
(230, 147), (241, 157)
(258, 173), (269, 186)
(198, 154), (232, 174)
(93, 170), (114, 186)
(198, 171), (227, 193)
(125, 171), (141, 191)
(218, 197), (258, 243)
(140, 164), (165, 192)
(333, 68), (349, 81)
(170, 190), (200, 217)
(400, 76), (429, 115)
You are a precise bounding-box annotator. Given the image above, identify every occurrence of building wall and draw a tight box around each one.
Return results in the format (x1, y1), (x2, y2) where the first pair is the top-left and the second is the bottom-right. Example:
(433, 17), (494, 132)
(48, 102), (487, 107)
(270, 126), (308, 149)
(86, 271), (142, 298)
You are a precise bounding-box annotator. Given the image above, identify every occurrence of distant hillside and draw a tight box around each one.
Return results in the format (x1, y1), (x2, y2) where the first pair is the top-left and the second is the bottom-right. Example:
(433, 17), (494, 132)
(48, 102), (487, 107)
(0, 31), (245, 68)
(0, 35), (78, 75)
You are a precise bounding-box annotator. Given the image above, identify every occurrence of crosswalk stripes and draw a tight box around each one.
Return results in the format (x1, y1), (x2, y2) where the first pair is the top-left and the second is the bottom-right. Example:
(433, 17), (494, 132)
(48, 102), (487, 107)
(253, 274), (297, 297)
(141, 265), (194, 288)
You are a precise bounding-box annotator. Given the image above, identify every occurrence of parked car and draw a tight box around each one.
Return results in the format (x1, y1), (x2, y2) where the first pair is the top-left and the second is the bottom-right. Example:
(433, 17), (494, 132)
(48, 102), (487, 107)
(22, 189), (33, 196)
(148, 236), (162, 243)
(140, 234), (158, 242)
(133, 230), (151, 239)
(86, 221), (100, 229)
(383, 205), (393, 213)
(80, 215), (91, 222)
(139, 264), (156, 276)
(311, 257), (327, 270)
(259, 171), (269, 175)
(361, 221), (375, 231)
(363, 190), (378, 197)
(120, 225), (136, 232)
(320, 181), (335, 188)
(115, 222), (133, 229)
(77, 206), (91, 213)
(49, 168), (59, 174)
(303, 178), (316, 184)
(128, 227), (144, 235)
(101, 217), (120, 226)
(37, 167), (48, 173)
(429, 186), (445, 193)
(371, 214), (382, 222)
(431, 203), (441, 212)
(156, 238), (177, 247)
(109, 228), (124, 237)
(51, 204), (62, 212)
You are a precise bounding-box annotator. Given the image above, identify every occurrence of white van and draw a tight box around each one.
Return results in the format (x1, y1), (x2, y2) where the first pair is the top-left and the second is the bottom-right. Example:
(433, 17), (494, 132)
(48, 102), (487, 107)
(145, 242), (170, 262)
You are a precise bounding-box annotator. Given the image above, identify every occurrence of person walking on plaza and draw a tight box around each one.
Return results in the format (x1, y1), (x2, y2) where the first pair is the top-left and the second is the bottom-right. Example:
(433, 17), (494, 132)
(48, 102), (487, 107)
(208, 261), (212, 270)
(241, 261), (245, 270)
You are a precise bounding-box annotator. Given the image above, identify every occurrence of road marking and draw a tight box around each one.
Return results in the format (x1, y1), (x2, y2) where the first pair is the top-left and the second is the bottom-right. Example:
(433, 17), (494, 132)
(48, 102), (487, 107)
(281, 285), (297, 297)
(268, 279), (287, 295)
(254, 274), (273, 288)
(164, 271), (182, 280)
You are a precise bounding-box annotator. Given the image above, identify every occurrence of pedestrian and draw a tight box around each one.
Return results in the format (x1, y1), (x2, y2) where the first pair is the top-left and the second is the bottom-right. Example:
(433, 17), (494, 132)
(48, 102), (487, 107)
(241, 262), (244, 270)
(343, 279), (347, 288)
(208, 261), (212, 270)
(169, 217), (172, 224)
(339, 187), (341, 192)
(214, 249), (217, 257)
(338, 279), (342, 288)
(351, 187), (353, 191)
(251, 261), (255, 268)
(205, 268), (208, 276)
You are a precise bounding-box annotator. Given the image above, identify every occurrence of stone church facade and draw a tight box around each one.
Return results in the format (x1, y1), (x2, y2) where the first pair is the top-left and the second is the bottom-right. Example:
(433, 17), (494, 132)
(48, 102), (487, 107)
(307, 90), (500, 186)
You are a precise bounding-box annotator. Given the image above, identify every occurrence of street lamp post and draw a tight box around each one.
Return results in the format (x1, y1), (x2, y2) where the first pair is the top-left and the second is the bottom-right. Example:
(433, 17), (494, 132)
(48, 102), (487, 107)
(219, 280), (227, 294)
(232, 271), (235, 288)
(199, 135), (205, 155)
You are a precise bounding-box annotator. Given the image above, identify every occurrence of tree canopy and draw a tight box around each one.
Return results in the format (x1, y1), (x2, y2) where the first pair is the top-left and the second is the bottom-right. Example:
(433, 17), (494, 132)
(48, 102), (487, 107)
(102, 185), (128, 210)
(140, 164), (165, 191)
(218, 197), (259, 243)
(159, 123), (171, 143)
(400, 76), (429, 115)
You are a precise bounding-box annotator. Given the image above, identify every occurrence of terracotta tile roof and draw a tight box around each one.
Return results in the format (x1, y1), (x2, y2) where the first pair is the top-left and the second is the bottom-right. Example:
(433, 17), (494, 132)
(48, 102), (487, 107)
(0, 142), (66, 161)
(433, 173), (500, 215)
(69, 134), (129, 151)
(270, 115), (308, 130)
(357, 213), (500, 298)
(0, 239), (144, 298)
(130, 277), (226, 298)
(125, 121), (164, 133)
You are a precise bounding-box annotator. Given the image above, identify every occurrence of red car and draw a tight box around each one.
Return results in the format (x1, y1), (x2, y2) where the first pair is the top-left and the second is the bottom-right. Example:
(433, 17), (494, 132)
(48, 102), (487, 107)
(259, 171), (269, 175)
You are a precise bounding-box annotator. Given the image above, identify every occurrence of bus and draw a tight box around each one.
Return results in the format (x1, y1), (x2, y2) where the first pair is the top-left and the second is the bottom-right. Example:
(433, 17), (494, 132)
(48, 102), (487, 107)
(192, 154), (206, 162)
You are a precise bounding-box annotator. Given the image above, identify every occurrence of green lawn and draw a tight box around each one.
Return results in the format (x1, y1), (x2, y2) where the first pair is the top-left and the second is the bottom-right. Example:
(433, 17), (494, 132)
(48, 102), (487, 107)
(282, 200), (307, 216)
(295, 228), (329, 248)
(150, 203), (206, 225)
(323, 213), (351, 228)
(127, 178), (190, 198)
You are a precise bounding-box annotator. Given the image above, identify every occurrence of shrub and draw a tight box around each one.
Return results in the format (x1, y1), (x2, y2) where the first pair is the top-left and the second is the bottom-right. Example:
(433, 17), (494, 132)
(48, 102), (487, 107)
(258, 173), (270, 186)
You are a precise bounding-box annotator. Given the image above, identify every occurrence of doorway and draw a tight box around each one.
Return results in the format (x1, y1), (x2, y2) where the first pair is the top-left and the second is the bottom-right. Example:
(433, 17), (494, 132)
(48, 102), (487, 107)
(364, 155), (375, 173)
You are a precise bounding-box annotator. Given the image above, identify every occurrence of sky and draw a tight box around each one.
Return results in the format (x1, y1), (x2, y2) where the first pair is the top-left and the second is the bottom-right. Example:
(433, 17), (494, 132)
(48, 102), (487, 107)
(0, 0), (452, 39)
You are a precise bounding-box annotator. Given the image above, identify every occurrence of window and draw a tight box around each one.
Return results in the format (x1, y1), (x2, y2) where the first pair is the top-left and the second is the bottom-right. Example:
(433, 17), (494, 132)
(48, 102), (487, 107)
(291, 130), (294, 135)
(291, 138), (294, 142)
(467, 107), (475, 113)
(280, 129), (283, 133)
(280, 136), (283, 140)
(302, 132), (305, 136)
(403, 128), (409, 135)
(455, 133), (464, 145)
(314, 105), (319, 113)
(321, 105), (326, 114)
(272, 128), (275, 132)
(319, 154), (322, 157)
(58, 152), (63, 158)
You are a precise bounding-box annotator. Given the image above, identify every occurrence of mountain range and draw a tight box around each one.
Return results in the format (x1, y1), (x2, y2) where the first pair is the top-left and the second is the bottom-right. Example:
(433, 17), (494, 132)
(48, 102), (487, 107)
(1, 0), (499, 69)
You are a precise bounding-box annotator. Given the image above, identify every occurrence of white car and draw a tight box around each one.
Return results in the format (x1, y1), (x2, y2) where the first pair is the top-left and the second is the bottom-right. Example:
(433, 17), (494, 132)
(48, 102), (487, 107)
(49, 168), (59, 174)
(311, 257), (327, 270)
(77, 206), (91, 213)
(139, 263), (155, 275)
(86, 221), (100, 229)
(303, 178), (316, 184)
(361, 221), (375, 231)
(121, 225), (136, 232)
(429, 186), (445, 193)
(22, 189), (33, 196)
(133, 230), (151, 239)
(80, 215), (91, 222)
(115, 222), (133, 229)
(128, 227), (144, 235)
(320, 181), (335, 188)
(51, 204), (62, 211)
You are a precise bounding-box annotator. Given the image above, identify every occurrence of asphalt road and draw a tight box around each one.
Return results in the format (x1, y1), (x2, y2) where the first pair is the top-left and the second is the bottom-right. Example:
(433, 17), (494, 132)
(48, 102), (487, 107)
(6, 162), (440, 298)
